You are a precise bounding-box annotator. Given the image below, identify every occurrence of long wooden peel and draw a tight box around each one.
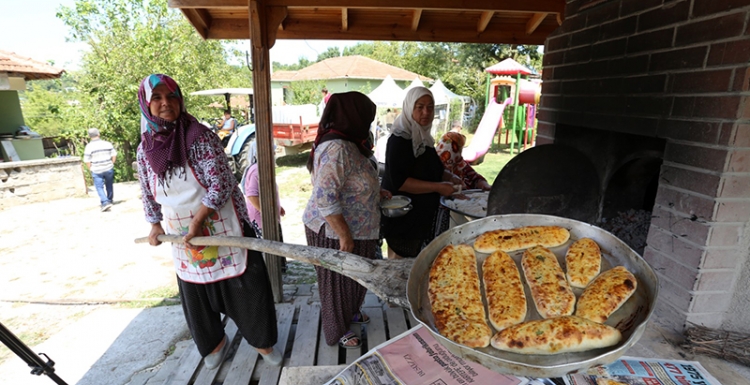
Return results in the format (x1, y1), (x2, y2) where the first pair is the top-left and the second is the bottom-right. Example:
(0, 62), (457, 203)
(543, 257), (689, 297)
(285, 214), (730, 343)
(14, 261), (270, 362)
(135, 235), (414, 308)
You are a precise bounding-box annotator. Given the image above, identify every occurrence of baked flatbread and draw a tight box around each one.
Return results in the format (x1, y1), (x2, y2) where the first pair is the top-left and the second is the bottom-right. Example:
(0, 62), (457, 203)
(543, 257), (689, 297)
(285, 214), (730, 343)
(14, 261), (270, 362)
(474, 226), (570, 253)
(428, 244), (492, 348)
(482, 251), (527, 331)
(521, 246), (576, 319)
(576, 266), (637, 323)
(565, 238), (602, 288)
(490, 315), (622, 355)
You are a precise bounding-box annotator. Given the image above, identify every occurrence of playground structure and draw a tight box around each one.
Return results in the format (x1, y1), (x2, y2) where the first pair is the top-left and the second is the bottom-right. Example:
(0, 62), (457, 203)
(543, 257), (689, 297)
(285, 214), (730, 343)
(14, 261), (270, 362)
(482, 58), (541, 156)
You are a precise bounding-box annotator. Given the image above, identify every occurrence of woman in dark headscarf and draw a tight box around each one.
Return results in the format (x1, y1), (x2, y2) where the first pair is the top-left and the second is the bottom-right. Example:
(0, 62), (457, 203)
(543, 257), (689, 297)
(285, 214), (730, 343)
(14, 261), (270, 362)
(136, 74), (281, 369)
(381, 87), (456, 259)
(303, 91), (391, 349)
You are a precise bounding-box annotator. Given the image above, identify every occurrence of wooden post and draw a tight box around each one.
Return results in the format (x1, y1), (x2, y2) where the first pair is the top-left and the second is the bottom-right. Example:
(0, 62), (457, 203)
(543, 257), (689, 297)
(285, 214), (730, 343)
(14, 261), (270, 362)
(250, 0), (283, 303)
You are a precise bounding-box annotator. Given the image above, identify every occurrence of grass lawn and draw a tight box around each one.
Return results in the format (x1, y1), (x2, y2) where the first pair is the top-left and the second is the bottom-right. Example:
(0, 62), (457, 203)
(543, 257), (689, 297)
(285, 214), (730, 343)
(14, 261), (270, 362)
(272, 133), (526, 245)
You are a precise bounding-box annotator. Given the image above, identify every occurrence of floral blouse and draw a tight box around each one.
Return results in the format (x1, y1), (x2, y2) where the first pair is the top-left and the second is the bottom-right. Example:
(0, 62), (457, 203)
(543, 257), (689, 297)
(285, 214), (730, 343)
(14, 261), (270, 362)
(303, 140), (381, 240)
(137, 130), (250, 225)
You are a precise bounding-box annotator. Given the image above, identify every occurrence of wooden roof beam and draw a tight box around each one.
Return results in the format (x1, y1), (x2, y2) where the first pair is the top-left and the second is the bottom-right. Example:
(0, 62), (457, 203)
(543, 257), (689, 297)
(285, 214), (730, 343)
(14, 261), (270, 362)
(412, 9), (422, 32)
(179, 8), (212, 38)
(477, 11), (493, 33)
(526, 12), (547, 35)
(170, 0), (565, 14)
(342, 7), (348, 31)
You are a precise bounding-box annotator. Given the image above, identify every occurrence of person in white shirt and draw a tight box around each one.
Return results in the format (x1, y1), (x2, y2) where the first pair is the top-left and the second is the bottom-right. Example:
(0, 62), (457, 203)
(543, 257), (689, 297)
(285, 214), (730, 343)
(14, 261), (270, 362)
(83, 128), (117, 211)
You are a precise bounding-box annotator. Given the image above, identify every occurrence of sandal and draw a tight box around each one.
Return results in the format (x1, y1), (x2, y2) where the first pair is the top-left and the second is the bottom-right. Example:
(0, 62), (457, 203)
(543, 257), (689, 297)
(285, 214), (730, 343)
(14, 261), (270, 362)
(351, 311), (370, 324)
(338, 331), (361, 349)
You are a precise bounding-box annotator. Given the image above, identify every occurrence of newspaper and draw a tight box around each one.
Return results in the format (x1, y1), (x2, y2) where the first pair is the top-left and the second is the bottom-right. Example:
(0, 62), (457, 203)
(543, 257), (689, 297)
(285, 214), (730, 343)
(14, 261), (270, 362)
(563, 356), (723, 385)
(324, 325), (528, 385)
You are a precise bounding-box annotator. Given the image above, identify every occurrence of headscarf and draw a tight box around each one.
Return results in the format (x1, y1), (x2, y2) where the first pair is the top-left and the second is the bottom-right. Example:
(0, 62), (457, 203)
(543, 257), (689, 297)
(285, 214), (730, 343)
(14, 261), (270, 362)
(307, 91), (377, 172)
(435, 131), (466, 171)
(435, 131), (487, 189)
(137, 74), (208, 185)
(391, 87), (434, 157)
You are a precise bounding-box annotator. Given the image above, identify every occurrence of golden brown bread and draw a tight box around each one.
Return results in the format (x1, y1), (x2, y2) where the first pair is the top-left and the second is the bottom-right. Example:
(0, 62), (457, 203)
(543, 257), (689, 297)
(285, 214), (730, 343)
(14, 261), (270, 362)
(428, 244), (492, 348)
(521, 246), (576, 319)
(565, 238), (602, 289)
(482, 251), (527, 331)
(474, 226), (570, 253)
(490, 315), (622, 355)
(576, 266), (638, 323)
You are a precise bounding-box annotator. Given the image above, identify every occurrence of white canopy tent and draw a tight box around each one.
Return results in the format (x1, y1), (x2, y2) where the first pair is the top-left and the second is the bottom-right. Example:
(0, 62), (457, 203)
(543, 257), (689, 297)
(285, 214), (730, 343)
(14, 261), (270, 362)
(429, 79), (469, 132)
(403, 77), (425, 95)
(367, 75), (405, 108)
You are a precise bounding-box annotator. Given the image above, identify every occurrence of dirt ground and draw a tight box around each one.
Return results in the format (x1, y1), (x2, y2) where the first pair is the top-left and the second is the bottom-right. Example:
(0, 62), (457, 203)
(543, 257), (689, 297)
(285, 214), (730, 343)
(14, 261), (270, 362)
(0, 178), (314, 365)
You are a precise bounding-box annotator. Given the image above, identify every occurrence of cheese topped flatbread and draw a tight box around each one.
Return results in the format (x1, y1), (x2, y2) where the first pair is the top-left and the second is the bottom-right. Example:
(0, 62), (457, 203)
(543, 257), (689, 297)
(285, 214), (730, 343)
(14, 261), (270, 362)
(474, 226), (570, 253)
(576, 266), (637, 323)
(428, 244), (492, 348)
(482, 251), (527, 331)
(596, 379), (628, 385)
(565, 238), (602, 288)
(490, 315), (622, 355)
(521, 246), (576, 319)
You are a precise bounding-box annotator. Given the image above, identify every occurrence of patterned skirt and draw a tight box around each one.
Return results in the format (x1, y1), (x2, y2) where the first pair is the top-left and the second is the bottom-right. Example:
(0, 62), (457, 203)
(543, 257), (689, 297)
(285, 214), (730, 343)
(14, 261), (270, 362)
(305, 225), (377, 345)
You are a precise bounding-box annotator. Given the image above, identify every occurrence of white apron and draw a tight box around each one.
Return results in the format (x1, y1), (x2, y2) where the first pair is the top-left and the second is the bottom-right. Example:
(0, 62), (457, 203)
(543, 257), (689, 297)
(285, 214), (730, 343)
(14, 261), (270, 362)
(152, 165), (246, 284)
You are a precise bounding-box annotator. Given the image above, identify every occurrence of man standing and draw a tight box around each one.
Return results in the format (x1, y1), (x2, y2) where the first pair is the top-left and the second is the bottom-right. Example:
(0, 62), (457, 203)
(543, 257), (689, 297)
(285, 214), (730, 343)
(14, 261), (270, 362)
(83, 128), (117, 212)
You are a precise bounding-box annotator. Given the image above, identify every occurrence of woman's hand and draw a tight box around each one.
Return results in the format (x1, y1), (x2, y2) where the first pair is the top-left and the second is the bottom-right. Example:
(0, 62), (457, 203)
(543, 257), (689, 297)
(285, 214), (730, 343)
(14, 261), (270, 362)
(380, 188), (392, 200)
(339, 234), (355, 253)
(435, 181), (456, 197)
(184, 205), (214, 250)
(183, 217), (204, 250)
(324, 214), (354, 253)
(478, 180), (492, 191)
(149, 223), (165, 246)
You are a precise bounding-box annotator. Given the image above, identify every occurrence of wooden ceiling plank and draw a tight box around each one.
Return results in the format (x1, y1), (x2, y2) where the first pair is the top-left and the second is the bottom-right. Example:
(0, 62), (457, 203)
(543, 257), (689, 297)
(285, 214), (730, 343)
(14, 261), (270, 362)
(171, 0), (565, 14)
(412, 9), (422, 32)
(525, 12), (547, 35)
(477, 11), (493, 33)
(342, 7), (348, 31)
(207, 17), (554, 45)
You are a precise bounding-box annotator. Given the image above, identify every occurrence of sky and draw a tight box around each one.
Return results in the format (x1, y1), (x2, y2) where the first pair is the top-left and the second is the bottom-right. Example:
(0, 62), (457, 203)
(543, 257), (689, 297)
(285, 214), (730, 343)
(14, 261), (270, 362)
(0, 0), (360, 71)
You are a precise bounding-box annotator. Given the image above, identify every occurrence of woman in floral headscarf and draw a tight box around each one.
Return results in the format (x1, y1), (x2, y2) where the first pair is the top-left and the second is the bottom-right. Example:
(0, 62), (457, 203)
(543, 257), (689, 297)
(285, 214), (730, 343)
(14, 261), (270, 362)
(136, 74), (281, 369)
(435, 131), (492, 191)
(380, 87), (457, 259)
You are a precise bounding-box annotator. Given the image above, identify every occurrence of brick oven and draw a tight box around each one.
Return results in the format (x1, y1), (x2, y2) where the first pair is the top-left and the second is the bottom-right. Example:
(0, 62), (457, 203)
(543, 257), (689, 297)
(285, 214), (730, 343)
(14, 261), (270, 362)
(538, 0), (750, 333)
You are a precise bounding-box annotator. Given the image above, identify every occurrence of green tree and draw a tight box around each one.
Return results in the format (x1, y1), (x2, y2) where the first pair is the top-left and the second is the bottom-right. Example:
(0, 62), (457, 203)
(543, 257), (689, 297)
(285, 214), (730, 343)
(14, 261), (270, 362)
(288, 80), (325, 106)
(316, 46), (341, 61)
(56, 0), (241, 181)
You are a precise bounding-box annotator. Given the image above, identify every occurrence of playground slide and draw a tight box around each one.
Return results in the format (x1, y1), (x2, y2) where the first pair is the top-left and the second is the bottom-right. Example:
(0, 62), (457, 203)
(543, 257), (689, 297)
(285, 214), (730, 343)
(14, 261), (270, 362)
(462, 97), (513, 163)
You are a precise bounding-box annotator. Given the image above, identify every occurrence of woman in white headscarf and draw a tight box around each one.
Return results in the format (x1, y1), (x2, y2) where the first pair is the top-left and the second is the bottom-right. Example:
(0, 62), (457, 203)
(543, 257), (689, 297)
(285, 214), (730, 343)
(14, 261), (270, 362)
(381, 87), (456, 259)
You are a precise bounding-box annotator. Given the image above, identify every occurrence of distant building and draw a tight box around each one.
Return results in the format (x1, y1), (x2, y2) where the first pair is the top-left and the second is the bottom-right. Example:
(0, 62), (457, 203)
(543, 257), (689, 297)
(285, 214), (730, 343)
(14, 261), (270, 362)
(271, 55), (430, 106)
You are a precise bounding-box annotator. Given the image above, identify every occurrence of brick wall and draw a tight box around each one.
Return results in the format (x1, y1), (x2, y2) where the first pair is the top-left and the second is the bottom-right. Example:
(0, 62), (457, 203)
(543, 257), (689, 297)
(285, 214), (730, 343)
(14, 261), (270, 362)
(0, 158), (86, 210)
(540, 0), (750, 331)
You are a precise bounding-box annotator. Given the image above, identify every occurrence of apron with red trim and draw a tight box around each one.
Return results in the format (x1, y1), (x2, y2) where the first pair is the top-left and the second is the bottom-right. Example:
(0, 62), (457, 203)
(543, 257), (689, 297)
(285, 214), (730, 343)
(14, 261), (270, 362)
(152, 165), (246, 283)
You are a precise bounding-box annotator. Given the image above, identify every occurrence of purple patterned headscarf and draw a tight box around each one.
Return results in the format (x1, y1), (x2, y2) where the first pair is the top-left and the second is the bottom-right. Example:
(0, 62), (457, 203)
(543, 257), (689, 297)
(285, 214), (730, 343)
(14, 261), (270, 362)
(137, 74), (208, 183)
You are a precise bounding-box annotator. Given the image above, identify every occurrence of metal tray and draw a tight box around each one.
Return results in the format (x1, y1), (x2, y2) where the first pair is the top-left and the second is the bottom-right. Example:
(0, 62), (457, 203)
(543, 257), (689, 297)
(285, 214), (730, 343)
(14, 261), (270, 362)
(407, 214), (658, 378)
(440, 189), (489, 220)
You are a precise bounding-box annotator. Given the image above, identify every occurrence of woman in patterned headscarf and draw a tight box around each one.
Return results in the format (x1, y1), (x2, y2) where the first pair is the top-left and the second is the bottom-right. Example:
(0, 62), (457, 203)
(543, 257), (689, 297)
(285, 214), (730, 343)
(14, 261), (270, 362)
(435, 131), (492, 191)
(380, 87), (457, 259)
(136, 74), (281, 369)
(303, 91), (391, 349)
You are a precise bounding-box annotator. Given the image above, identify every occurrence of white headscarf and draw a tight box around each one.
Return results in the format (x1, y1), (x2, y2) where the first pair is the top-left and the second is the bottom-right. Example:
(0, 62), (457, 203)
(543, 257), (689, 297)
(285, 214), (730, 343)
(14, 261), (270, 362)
(391, 87), (434, 157)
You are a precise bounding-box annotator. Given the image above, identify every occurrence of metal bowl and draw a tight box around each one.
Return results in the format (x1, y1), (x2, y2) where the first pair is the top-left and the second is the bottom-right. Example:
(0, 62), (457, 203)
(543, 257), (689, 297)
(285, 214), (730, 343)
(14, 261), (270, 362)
(380, 195), (412, 217)
(407, 214), (659, 378)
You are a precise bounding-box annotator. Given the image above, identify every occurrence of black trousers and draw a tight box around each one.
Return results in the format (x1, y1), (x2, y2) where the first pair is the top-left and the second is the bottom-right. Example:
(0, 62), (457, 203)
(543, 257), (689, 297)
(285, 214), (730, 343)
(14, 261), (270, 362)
(177, 225), (278, 356)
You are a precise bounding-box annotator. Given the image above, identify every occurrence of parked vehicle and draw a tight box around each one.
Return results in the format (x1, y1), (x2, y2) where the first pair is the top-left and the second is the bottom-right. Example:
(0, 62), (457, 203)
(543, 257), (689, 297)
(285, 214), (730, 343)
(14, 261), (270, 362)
(191, 88), (256, 180)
